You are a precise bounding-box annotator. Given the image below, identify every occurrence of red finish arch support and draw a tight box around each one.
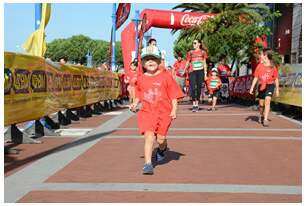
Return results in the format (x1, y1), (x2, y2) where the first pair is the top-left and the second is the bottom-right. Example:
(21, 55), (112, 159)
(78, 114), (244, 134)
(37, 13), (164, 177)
(121, 9), (215, 73)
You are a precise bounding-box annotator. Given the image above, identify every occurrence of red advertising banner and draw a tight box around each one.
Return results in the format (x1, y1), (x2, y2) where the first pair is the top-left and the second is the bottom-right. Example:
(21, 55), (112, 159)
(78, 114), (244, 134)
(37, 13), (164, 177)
(229, 75), (255, 100)
(116, 3), (131, 30)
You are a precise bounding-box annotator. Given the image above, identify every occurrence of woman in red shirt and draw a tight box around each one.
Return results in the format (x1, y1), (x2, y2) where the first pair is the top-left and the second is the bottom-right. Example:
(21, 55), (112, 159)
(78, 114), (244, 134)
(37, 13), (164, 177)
(130, 45), (184, 175)
(249, 48), (280, 127)
(184, 39), (208, 112)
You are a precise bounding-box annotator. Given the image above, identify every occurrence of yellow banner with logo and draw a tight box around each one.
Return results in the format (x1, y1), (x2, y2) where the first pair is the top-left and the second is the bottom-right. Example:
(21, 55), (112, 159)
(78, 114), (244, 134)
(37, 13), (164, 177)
(4, 52), (120, 126)
(272, 64), (302, 107)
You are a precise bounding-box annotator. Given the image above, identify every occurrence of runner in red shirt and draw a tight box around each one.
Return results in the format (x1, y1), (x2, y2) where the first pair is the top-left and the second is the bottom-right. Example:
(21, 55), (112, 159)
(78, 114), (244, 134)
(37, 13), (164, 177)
(130, 45), (184, 175)
(124, 60), (139, 104)
(217, 57), (231, 83)
(184, 39), (208, 112)
(249, 48), (280, 127)
(206, 68), (222, 111)
(173, 55), (187, 92)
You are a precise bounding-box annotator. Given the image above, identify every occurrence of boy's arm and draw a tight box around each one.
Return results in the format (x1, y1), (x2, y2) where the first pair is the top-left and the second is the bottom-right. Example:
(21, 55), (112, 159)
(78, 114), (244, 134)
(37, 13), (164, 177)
(170, 99), (178, 119)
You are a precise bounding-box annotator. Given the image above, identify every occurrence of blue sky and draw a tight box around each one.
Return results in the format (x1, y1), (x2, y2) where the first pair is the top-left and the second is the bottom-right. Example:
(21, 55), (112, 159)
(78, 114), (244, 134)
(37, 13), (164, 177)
(4, 3), (181, 65)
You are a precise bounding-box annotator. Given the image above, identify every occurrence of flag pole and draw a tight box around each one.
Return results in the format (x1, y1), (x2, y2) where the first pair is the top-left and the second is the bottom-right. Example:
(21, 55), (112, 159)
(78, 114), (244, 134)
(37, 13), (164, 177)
(35, 3), (42, 30)
(111, 3), (116, 72)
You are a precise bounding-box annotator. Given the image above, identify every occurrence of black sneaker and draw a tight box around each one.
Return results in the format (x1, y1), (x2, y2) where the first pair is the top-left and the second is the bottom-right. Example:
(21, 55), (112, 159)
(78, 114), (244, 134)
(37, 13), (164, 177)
(195, 106), (199, 112)
(192, 106), (197, 112)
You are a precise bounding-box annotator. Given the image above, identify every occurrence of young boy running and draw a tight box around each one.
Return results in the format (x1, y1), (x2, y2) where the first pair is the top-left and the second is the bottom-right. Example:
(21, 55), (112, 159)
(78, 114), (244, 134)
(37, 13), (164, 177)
(206, 68), (222, 111)
(130, 46), (184, 175)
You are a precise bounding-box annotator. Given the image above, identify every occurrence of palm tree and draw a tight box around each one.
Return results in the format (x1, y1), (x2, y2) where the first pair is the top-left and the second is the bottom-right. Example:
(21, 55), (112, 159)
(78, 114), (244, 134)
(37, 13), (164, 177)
(173, 3), (273, 22)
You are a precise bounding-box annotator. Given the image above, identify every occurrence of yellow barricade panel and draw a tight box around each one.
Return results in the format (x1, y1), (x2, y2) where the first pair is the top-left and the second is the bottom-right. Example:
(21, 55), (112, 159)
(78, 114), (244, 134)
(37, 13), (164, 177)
(4, 52), (121, 126)
(272, 64), (302, 107)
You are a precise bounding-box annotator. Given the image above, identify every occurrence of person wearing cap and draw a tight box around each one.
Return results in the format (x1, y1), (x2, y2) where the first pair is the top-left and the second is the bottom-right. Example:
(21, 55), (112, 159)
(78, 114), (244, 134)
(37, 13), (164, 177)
(129, 45), (184, 175)
(206, 67), (222, 111)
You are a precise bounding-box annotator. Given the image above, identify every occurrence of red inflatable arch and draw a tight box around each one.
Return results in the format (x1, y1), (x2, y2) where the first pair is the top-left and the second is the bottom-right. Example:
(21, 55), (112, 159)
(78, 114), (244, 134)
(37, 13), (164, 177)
(121, 9), (267, 74)
(121, 9), (216, 73)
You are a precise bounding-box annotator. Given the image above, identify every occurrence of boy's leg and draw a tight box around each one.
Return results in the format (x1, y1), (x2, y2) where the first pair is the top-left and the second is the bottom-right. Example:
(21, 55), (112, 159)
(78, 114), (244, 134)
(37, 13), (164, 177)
(156, 134), (167, 150)
(155, 134), (167, 162)
(144, 131), (155, 164)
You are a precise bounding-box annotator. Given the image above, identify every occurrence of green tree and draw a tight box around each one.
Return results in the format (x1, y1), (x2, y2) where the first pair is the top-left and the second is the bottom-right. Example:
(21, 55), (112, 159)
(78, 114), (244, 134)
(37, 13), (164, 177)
(45, 35), (123, 66)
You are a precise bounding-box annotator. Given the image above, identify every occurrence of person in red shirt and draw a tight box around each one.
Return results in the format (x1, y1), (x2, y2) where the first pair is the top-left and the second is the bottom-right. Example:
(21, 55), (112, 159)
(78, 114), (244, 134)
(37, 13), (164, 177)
(206, 68), (222, 111)
(217, 57), (231, 83)
(249, 48), (280, 127)
(172, 55), (187, 92)
(184, 39), (208, 112)
(124, 60), (139, 104)
(130, 45), (184, 175)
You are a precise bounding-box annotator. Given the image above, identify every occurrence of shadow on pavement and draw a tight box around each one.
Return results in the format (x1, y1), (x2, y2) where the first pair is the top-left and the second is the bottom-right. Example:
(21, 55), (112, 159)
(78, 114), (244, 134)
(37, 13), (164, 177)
(5, 130), (114, 175)
(152, 148), (185, 167)
(245, 115), (260, 123)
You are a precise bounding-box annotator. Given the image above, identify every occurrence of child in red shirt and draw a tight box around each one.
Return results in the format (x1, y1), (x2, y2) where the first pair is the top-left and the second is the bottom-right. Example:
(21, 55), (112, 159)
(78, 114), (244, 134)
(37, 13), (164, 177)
(249, 48), (280, 127)
(124, 60), (138, 104)
(206, 68), (222, 111)
(130, 46), (184, 175)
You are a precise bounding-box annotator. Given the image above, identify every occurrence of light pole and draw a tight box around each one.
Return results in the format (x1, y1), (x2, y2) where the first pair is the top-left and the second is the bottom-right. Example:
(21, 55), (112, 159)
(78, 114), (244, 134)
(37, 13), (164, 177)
(144, 30), (152, 46)
(132, 10), (141, 60)
(35, 3), (42, 30)
(86, 50), (93, 68)
(111, 3), (116, 72)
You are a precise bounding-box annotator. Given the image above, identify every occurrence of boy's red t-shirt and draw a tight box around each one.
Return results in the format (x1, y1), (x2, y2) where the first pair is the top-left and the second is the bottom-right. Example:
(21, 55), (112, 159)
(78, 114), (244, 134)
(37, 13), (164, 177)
(186, 49), (207, 72)
(136, 70), (184, 114)
(254, 63), (278, 85)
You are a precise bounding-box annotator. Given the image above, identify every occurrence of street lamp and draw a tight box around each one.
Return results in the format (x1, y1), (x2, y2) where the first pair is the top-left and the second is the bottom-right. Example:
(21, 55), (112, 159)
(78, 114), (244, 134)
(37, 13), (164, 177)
(132, 10), (142, 60)
(144, 30), (152, 46)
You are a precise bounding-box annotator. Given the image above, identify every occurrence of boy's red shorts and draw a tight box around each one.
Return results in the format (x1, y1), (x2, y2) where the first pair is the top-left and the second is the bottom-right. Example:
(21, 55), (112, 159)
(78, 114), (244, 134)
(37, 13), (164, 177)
(137, 111), (172, 136)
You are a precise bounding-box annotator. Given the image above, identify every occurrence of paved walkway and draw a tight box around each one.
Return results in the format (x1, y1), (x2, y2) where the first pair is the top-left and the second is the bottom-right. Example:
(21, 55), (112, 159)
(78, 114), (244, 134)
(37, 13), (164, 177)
(4, 104), (302, 203)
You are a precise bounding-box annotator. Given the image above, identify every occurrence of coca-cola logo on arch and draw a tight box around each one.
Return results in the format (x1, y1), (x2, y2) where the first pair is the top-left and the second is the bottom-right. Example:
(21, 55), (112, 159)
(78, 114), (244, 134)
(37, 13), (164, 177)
(180, 14), (212, 26)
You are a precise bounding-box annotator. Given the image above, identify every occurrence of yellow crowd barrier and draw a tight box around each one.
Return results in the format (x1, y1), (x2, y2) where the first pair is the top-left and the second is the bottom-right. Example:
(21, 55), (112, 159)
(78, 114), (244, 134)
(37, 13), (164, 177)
(4, 52), (121, 126)
(272, 64), (302, 107)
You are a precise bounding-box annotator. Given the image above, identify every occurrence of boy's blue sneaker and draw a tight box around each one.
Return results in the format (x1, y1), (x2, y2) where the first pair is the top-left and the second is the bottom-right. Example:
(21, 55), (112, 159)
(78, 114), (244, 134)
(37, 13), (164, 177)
(155, 147), (166, 162)
(143, 163), (154, 175)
